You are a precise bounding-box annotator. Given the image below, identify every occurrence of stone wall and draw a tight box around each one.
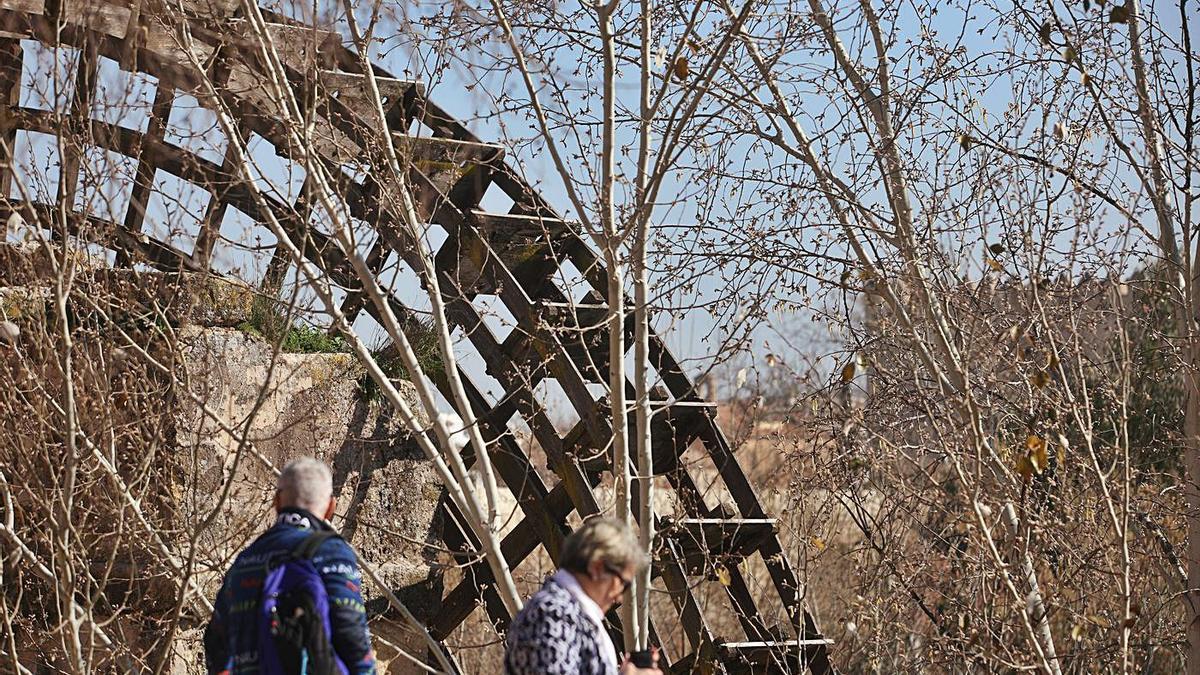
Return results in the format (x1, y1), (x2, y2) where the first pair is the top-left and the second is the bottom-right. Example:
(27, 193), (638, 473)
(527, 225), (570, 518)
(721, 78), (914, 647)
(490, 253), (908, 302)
(173, 326), (443, 674)
(0, 243), (443, 673)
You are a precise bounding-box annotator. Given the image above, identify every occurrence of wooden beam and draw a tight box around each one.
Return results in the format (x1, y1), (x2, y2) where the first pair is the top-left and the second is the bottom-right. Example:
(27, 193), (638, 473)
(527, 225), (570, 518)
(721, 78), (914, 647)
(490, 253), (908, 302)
(0, 37), (22, 203)
(118, 70), (174, 267)
(59, 37), (100, 224)
(190, 48), (241, 268)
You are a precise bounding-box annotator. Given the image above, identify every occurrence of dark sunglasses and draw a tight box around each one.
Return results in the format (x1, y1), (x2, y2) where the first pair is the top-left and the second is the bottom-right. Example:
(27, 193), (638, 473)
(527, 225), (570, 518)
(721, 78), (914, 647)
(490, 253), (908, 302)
(604, 564), (633, 593)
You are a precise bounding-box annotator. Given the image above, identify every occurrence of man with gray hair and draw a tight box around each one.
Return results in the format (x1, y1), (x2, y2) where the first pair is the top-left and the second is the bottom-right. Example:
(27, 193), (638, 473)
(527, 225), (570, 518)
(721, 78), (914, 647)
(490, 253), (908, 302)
(204, 457), (376, 674)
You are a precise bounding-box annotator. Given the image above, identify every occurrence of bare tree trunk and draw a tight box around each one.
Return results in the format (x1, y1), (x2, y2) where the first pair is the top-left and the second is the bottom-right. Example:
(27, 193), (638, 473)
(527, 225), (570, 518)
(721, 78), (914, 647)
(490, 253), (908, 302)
(48, 243), (85, 672)
(1003, 503), (1063, 675)
(631, 0), (655, 650)
(593, 0), (638, 652)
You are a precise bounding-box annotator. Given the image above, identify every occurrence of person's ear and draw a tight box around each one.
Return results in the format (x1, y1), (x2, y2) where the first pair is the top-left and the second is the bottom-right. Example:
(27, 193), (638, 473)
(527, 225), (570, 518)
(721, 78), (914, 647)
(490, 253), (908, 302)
(323, 496), (336, 521)
(588, 559), (604, 581)
(272, 491), (281, 512)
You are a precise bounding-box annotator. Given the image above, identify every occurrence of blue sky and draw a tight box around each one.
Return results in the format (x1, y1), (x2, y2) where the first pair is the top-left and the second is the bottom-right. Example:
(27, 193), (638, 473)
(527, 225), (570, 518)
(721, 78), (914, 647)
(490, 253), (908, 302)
(8, 0), (1196, 409)
(353, 0), (1196, 391)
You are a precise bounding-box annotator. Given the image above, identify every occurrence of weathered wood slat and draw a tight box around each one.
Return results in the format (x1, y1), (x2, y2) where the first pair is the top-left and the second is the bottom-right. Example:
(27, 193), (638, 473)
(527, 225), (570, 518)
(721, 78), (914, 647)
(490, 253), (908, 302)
(722, 560), (782, 656)
(717, 639), (834, 674)
(437, 501), (512, 636)
(665, 518), (776, 571)
(190, 51), (240, 267)
(1, 202), (195, 270)
(695, 414), (834, 671)
(435, 287), (604, 523)
(566, 402), (704, 476)
(63, 0), (130, 38)
(657, 537), (717, 658)
(0, 38), (22, 201)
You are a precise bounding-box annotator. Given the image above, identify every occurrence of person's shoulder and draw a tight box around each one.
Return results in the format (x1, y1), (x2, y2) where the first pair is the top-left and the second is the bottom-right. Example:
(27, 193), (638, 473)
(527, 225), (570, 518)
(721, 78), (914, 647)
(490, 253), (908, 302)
(508, 578), (586, 647)
(535, 577), (573, 601)
(519, 578), (581, 621)
(232, 526), (343, 564)
(313, 531), (356, 557)
(230, 526), (298, 567)
(312, 533), (362, 576)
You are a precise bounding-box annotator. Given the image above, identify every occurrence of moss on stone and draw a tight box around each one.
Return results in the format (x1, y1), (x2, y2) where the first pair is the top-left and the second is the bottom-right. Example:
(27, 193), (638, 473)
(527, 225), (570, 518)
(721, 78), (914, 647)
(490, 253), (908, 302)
(192, 276), (255, 327)
(284, 324), (351, 354)
(507, 242), (544, 266)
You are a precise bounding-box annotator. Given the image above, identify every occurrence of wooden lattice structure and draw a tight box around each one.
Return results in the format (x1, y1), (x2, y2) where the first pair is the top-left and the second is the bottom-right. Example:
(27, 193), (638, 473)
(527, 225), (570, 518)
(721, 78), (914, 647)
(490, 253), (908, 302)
(0, 1), (833, 671)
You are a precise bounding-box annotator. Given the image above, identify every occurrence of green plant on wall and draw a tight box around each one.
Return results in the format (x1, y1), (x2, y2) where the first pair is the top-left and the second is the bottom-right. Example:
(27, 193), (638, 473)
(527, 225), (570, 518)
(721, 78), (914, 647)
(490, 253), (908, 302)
(237, 296), (350, 355)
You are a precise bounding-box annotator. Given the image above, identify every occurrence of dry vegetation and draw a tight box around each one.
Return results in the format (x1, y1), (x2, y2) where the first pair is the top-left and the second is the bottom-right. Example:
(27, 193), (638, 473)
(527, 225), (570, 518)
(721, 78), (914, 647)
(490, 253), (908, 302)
(1, 0), (1199, 672)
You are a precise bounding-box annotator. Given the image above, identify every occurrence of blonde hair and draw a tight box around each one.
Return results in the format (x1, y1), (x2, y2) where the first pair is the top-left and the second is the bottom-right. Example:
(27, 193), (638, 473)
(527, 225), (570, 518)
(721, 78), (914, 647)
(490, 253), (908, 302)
(276, 457), (333, 514)
(561, 516), (647, 574)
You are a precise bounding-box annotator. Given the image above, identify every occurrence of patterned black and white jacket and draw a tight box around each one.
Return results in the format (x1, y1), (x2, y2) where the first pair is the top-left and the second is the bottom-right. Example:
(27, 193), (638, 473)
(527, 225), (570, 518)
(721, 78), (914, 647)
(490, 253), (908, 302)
(504, 571), (618, 675)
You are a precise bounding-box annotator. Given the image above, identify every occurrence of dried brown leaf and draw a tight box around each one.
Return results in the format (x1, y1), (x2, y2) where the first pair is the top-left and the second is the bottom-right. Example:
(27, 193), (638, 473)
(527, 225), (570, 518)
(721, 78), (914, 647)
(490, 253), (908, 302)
(672, 56), (690, 80)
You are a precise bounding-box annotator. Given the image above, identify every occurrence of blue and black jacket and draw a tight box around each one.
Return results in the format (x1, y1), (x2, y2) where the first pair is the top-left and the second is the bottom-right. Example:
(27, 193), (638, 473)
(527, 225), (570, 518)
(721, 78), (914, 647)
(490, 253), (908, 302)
(203, 508), (377, 675)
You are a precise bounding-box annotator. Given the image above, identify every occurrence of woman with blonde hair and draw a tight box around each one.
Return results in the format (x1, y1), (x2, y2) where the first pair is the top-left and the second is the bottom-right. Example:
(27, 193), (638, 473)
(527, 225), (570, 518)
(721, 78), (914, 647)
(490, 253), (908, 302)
(504, 516), (661, 675)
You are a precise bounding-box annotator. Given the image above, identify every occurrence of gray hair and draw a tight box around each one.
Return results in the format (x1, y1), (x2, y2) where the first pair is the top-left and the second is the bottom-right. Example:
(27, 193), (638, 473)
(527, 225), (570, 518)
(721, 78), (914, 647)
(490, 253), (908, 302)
(561, 516), (647, 574)
(276, 457), (333, 514)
